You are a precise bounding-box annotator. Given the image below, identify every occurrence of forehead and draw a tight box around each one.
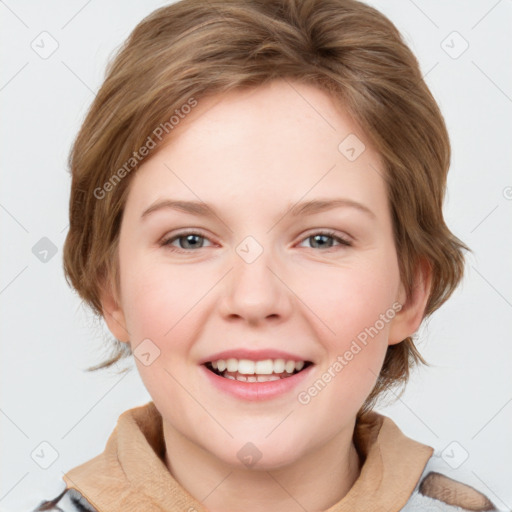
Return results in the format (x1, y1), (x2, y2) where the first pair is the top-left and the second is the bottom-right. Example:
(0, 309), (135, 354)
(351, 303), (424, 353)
(161, 79), (373, 156)
(124, 79), (388, 220)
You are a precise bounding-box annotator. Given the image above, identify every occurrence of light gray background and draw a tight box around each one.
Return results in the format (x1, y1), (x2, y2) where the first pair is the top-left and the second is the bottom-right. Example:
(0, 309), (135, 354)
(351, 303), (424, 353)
(1, 1), (511, 511)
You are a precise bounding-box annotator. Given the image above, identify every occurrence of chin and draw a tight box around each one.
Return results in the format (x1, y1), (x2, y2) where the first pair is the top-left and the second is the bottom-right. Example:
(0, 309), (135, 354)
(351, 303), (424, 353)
(208, 435), (309, 472)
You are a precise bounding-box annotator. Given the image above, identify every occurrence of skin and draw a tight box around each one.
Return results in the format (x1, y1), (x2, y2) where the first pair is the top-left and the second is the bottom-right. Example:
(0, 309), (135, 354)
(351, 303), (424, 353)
(101, 79), (431, 512)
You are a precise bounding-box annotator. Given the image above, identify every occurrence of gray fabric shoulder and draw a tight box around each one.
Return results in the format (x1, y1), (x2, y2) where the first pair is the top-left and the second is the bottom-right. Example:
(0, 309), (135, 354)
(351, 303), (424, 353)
(30, 487), (98, 512)
(399, 454), (509, 512)
(401, 491), (486, 511)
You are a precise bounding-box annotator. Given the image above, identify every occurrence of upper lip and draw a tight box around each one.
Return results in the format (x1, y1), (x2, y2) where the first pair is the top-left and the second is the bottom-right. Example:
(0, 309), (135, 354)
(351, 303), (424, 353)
(199, 349), (313, 365)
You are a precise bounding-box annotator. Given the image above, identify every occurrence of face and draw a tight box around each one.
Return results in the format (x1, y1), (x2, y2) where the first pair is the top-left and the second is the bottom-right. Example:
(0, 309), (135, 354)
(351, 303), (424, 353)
(102, 79), (426, 470)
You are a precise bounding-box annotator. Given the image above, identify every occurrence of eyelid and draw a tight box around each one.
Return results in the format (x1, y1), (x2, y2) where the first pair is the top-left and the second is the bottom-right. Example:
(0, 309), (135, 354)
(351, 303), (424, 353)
(160, 227), (353, 252)
(299, 228), (353, 245)
(295, 230), (353, 251)
(160, 228), (216, 246)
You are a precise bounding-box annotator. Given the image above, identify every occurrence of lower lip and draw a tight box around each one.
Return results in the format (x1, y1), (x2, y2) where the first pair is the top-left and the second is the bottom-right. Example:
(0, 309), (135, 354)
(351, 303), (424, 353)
(200, 364), (314, 401)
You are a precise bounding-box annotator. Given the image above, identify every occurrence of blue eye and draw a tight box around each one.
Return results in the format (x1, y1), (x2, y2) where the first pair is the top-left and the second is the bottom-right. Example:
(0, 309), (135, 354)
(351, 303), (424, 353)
(161, 231), (212, 251)
(299, 231), (352, 250)
(160, 230), (352, 253)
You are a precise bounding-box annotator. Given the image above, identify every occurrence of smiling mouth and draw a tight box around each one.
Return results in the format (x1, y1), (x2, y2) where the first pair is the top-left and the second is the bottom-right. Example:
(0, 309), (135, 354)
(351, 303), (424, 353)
(204, 358), (313, 382)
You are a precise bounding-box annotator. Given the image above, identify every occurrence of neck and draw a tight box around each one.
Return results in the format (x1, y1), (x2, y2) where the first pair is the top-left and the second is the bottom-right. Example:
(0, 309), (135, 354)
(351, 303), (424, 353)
(163, 422), (362, 512)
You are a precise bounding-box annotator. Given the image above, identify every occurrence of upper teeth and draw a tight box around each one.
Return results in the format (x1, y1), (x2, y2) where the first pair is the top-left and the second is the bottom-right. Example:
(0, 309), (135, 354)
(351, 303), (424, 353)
(211, 358), (305, 374)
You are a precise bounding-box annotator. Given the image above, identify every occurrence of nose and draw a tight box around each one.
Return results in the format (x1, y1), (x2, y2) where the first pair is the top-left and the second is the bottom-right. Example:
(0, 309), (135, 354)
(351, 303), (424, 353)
(217, 240), (293, 325)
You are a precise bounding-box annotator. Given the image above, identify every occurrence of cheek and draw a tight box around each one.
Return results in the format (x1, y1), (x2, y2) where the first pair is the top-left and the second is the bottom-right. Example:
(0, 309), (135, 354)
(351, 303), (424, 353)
(305, 254), (400, 342)
(302, 252), (400, 402)
(120, 257), (217, 360)
(120, 256), (185, 342)
(120, 260), (205, 408)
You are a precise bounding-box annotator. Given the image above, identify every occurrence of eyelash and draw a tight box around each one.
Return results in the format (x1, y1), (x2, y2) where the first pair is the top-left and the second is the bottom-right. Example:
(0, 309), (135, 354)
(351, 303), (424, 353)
(160, 229), (353, 253)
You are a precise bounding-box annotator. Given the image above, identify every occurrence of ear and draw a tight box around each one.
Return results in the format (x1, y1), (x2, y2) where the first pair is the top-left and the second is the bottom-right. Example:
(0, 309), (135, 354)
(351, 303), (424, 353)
(388, 259), (432, 346)
(99, 279), (130, 343)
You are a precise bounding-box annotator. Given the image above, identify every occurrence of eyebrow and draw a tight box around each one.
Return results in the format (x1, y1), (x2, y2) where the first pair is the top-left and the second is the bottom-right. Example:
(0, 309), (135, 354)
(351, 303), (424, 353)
(140, 197), (376, 221)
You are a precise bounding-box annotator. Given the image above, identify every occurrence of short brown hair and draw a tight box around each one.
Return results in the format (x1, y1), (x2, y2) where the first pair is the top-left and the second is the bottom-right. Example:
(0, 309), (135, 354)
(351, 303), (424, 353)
(62, 0), (468, 413)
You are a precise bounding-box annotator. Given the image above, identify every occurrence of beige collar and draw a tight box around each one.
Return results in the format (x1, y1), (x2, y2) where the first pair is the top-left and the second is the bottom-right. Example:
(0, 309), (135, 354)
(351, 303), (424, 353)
(63, 401), (433, 511)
